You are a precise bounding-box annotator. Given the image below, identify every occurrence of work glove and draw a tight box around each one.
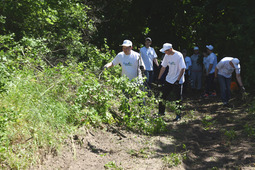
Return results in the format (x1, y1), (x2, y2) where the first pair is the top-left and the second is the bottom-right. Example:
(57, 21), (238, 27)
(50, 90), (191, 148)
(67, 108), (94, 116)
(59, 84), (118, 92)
(140, 66), (145, 73)
(103, 65), (108, 71)
(241, 86), (245, 93)
(241, 86), (247, 100)
(174, 80), (180, 85)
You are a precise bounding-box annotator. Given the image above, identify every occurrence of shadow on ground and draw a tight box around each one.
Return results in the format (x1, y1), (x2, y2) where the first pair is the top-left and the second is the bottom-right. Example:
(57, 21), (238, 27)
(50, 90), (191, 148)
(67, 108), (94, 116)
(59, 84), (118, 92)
(155, 93), (255, 169)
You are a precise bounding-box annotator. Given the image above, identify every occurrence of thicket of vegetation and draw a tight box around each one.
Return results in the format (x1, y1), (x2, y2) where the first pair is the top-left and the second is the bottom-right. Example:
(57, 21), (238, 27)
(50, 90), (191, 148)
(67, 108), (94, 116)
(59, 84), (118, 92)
(0, 0), (255, 169)
(0, 1), (166, 168)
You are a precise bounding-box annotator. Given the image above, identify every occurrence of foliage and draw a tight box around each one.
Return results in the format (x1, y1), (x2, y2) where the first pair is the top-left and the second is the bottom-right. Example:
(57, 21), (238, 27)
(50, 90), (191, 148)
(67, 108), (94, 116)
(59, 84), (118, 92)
(244, 124), (255, 138)
(104, 161), (123, 170)
(0, 36), (166, 169)
(162, 153), (182, 168)
(224, 129), (237, 141)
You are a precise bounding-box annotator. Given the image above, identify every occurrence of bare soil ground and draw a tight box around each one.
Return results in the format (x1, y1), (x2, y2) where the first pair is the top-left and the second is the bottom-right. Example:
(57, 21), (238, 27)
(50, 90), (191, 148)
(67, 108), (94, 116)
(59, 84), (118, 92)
(33, 92), (255, 170)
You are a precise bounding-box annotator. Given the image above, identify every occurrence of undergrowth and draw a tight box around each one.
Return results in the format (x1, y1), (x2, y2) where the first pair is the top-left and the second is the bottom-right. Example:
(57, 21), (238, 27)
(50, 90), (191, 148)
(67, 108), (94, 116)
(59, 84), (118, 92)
(0, 36), (166, 169)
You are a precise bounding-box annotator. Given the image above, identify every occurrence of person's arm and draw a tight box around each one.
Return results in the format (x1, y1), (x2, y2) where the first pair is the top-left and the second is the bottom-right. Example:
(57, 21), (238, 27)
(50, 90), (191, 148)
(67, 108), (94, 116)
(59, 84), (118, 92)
(158, 66), (166, 80)
(104, 62), (114, 69)
(188, 59), (192, 70)
(153, 58), (159, 67)
(236, 73), (244, 88)
(177, 68), (185, 81)
(207, 64), (213, 75)
(138, 53), (145, 71)
(215, 67), (218, 78)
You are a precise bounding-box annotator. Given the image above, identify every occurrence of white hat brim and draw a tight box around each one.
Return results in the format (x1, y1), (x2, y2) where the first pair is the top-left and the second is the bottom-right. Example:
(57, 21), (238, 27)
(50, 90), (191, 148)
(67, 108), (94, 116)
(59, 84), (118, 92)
(160, 47), (169, 53)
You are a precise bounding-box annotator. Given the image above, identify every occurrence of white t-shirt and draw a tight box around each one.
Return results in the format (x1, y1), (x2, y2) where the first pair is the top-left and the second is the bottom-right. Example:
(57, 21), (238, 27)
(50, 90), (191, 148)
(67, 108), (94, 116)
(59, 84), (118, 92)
(161, 50), (186, 84)
(216, 57), (241, 78)
(112, 50), (143, 81)
(206, 52), (217, 74)
(140, 46), (157, 71)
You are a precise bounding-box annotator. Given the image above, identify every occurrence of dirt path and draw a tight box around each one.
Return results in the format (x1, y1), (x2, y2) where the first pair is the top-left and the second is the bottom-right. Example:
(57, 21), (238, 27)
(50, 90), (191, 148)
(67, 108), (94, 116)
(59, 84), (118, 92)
(34, 94), (255, 170)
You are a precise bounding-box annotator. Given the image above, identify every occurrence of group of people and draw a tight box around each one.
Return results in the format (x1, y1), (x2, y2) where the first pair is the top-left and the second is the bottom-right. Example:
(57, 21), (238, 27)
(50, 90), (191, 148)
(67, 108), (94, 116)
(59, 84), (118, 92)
(183, 45), (218, 97)
(104, 38), (245, 121)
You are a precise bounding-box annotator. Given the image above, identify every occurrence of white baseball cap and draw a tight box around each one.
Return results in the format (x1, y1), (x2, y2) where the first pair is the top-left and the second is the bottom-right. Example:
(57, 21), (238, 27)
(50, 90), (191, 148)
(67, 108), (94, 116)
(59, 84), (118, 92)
(121, 40), (132, 47)
(232, 58), (240, 68)
(160, 43), (172, 53)
(194, 46), (199, 50)
(206, 45), (214, 51)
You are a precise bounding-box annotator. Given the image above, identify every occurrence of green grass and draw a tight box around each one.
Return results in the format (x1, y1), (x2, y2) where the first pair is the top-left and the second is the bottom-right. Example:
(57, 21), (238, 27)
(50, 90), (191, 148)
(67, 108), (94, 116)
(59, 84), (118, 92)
(0, 60), (167, 169)
(0, 68), (77, 168)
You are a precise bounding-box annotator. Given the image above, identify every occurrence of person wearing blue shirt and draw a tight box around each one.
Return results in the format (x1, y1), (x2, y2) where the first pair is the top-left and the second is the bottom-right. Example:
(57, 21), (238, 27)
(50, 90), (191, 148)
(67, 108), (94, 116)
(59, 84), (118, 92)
(140, 37), (159, 88)
(203, 45), (217, 97)
(190, 46), (202, 91)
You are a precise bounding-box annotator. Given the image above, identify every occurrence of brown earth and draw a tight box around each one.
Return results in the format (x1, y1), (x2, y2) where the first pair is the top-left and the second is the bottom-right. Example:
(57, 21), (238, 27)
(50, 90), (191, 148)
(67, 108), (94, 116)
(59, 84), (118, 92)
(33, 92), (255, 170)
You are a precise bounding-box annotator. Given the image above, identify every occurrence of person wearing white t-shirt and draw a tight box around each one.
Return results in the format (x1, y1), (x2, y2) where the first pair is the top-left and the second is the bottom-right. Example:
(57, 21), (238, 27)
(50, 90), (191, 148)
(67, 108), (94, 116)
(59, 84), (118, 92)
(203, 45), (217, 97)
(157, 43), (186, 121)
(215, 57), (245, 107)
(104, 40), (144, 81)
(140, 37), (159, 87)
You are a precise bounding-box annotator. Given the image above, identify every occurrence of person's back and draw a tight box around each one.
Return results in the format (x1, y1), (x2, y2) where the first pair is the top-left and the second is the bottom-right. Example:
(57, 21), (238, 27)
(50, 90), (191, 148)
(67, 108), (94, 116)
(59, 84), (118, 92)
(217, 57), (239, 78)
(207, 52), (217, 74)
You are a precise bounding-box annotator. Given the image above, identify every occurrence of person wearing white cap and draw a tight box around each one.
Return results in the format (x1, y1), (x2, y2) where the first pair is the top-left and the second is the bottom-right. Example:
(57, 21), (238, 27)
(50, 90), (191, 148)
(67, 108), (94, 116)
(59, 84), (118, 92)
(104, 39), (145, 81)
(140, 37), (159, 87)
(190, 46), (203, 91)
(157, 43), (186, 121)
(215, 57), (245, 107)
(203, 44), (218, 97)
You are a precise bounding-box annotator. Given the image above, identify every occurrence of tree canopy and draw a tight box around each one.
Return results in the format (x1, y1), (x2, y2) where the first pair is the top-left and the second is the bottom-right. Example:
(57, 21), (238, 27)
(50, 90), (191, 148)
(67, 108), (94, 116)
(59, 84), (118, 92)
(1, 0), (255, 85)
(88, 0), (255, 87)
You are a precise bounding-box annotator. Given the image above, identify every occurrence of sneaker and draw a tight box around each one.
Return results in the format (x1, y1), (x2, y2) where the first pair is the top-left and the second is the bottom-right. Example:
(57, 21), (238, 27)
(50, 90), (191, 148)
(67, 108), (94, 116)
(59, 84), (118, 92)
(210, 92), (217, 97)
(173, 115), (181, 121)
(202, 93), (209, 98)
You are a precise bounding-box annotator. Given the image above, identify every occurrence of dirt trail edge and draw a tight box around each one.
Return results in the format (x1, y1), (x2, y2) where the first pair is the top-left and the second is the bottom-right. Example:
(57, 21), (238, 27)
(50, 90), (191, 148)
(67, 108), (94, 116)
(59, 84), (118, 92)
(33, 95), (255, 170)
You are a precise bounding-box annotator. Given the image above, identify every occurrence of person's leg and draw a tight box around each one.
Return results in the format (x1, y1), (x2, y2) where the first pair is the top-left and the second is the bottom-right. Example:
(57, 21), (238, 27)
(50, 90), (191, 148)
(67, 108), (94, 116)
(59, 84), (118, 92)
(197, 72), (202, 90)
(190, 72), (196, 89)
(204, 75), (210, 96)
(225, 77), (232, 103)
(147, 71), (153, 88)
(195, 72), (199, 89)
(208, 73), (215, 95)
(218, 75), (227, 104)
(158, 82), (172, 115)
(183, 72), (189, 94)
(172, 83), (183, 121)
(210, 73), (216, 94)
(144, 70), (149, 83)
